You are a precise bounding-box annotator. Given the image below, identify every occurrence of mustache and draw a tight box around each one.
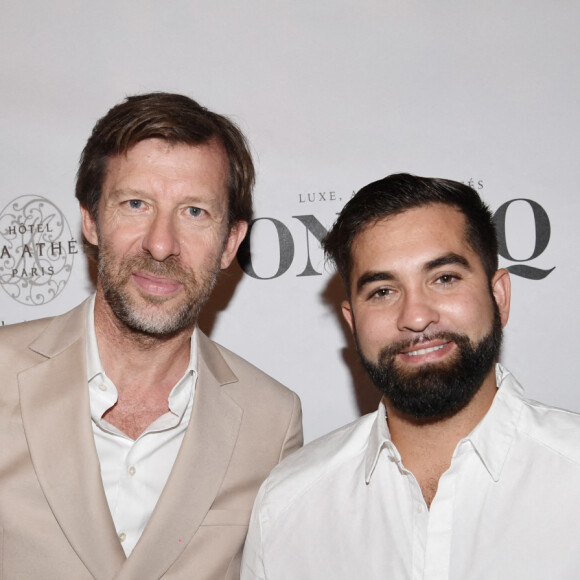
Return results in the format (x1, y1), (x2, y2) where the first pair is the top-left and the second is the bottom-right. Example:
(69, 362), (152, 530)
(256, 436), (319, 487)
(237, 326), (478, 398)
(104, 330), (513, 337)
(116, 253), (195, 284)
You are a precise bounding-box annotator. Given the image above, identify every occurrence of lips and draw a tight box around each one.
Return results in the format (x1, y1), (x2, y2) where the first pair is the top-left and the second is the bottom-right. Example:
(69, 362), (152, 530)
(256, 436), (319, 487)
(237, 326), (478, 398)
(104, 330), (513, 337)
(398, 340), (454, 362)
(132, 271), (183, 296)
(404, 343), (447, 357)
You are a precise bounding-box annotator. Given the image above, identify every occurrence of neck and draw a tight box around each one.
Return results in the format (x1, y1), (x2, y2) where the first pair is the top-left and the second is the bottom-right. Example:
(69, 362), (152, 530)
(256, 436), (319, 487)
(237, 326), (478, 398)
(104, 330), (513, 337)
(93, 290), (194, 395)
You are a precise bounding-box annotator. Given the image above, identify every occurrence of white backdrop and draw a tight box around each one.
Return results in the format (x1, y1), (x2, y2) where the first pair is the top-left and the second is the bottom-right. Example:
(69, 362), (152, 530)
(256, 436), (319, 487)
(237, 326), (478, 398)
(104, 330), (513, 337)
(1, 1), (578, 442)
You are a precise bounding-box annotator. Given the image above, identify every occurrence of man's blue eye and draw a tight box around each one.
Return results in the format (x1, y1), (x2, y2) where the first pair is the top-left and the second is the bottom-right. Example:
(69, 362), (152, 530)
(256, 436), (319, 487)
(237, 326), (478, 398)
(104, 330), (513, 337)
(129, 200), (142, 209)
(188, 207), (203, 217)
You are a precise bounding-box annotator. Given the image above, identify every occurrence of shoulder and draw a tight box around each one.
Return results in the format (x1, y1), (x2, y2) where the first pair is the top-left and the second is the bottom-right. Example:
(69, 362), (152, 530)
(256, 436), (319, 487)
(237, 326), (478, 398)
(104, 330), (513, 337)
(0, 302), (87, 369)
(198, 333), (303, 459)
(0, 301), (86, 340)
(0, 315), (53, 341)
(256, 412), (377, 509)
(497, 367), (580, 466)
(212, 339), (283, 383)
(518, 397), (580, 465)
(0, 316), (54, 363)
(200, 332), (299, 405)
(0, 314), (63, 403)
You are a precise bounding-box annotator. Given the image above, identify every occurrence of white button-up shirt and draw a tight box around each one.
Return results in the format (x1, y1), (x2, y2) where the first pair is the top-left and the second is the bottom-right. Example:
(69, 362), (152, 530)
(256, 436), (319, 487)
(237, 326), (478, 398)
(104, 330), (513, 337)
(86, 295), (197, 556)
(242, 365), (580, 579)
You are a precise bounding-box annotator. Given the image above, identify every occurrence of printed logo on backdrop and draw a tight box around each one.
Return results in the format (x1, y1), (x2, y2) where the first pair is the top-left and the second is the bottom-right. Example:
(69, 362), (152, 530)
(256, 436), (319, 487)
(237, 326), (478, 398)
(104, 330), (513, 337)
(0, 195), (78, 305)
(238, 180), (555, 280)
(494, 198), (554, 280)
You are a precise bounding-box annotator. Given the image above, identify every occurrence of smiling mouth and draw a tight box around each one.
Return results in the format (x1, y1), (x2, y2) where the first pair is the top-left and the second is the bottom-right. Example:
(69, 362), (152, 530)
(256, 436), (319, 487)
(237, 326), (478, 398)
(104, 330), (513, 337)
(403, 343), (449, 357)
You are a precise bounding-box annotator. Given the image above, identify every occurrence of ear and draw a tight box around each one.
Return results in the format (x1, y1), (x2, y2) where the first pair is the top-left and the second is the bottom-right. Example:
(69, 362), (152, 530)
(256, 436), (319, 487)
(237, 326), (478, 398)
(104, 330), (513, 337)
(220, 220), (249, 269)
(80, 206), (99, 246)
(491, 268), (511, 327)
(341, 300), (355, 335)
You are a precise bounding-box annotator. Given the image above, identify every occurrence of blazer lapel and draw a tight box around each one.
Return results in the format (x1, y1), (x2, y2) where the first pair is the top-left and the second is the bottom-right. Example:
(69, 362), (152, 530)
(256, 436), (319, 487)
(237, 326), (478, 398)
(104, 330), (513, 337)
(118, 331), (243, 580)
(18, 301), (126, 579)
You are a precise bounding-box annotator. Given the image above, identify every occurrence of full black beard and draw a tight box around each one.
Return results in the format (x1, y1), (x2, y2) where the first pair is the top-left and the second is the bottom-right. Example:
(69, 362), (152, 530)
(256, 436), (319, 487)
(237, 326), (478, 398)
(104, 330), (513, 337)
(357, 306), (503, 421)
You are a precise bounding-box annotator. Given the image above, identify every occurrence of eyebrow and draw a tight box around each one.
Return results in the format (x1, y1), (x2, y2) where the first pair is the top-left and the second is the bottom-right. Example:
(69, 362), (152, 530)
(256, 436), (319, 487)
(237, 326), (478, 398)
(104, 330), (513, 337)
(425, 252), (471, 272)
(355, 252), (472, 294)
(356, 271), (395, 293)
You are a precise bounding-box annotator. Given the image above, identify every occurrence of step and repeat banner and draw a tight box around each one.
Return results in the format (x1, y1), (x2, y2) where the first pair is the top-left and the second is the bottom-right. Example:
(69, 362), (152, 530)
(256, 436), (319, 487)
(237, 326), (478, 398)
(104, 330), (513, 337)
(1, 1), (578, 442)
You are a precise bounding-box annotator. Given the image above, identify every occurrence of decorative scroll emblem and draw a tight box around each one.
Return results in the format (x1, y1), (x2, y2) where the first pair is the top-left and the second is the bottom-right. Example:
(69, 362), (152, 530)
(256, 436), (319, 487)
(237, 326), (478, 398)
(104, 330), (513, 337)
(0, 195), (78, 305)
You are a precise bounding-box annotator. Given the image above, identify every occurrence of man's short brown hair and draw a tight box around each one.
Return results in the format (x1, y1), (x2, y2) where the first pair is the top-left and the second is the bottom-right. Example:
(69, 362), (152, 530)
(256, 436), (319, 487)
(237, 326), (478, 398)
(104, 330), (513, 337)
(76, 92), (255, 260)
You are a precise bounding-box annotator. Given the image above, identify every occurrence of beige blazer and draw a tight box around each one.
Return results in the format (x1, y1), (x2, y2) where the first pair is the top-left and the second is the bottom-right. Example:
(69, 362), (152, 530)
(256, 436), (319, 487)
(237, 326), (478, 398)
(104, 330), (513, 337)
(0, 300), (302, 579)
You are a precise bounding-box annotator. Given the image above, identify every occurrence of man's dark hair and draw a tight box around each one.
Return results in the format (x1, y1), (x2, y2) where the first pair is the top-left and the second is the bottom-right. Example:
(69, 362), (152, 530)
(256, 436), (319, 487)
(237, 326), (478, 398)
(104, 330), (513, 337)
(76, 92), (255, 260)
(323, 173), (498, 294)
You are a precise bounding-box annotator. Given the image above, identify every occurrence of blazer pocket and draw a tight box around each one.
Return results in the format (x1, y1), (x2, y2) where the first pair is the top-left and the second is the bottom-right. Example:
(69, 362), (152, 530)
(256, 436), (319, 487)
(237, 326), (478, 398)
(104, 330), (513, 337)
(200, 509), (251, 526)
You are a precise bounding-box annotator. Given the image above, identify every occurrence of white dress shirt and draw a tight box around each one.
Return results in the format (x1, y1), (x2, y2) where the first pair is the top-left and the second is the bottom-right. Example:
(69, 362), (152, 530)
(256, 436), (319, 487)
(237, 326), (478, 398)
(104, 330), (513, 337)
(86, 295), (198, 556)
(242, 365), (580, 580)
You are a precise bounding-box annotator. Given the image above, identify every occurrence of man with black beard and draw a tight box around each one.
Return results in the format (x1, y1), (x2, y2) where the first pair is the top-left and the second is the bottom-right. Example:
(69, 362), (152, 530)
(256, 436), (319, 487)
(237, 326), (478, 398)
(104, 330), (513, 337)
(241, 174), (580, 580)
(0, 93), (302, 580)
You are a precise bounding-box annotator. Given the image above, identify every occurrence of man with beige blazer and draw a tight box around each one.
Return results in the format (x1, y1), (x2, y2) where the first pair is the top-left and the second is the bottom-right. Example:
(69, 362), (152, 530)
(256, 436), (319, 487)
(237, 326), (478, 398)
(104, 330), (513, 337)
(0, 93), (302, 579)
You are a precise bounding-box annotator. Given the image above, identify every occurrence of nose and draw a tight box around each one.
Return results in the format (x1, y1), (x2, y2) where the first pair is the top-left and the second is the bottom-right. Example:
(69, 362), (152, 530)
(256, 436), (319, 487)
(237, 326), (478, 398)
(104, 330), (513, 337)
(397, 288), (439, 333)
(141, 212), (181, 261)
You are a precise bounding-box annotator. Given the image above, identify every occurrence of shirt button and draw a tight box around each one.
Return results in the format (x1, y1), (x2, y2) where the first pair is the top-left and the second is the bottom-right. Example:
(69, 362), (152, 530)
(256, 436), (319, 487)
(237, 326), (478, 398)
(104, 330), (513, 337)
(128, 466), (136, 476)
(118, 532), (126, 542)
(98, 383), (107, 391)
